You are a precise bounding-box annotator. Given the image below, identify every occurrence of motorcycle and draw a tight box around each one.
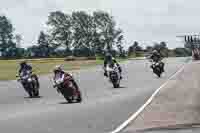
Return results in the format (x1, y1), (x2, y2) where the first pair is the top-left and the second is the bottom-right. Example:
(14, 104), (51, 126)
(53, 74), (82, 103)
(17, 70), (40, 97)
(106, 64), (121, 88)
(150, 60), (164, 78)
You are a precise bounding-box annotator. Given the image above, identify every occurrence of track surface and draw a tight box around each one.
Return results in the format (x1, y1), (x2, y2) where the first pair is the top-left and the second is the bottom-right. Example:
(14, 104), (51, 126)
(0, 58), (185, 133)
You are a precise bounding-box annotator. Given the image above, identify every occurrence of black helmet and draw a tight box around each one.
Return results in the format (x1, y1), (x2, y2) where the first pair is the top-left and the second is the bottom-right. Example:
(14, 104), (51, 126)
(20, 60), (27, 67)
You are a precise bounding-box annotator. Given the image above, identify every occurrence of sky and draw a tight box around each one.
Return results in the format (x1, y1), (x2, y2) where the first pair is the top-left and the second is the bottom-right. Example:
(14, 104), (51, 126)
(0, 0), (200, 48)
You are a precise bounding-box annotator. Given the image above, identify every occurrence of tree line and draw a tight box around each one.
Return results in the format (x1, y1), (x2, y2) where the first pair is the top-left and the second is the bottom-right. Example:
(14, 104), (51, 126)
(0, 11), (191, 59)
(0, 11), (124, 59)
(128, 41), (192, 58)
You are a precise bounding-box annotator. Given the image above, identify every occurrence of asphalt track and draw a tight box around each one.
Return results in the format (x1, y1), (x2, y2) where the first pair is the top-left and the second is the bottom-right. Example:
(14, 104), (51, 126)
(0, 58), (186, 133)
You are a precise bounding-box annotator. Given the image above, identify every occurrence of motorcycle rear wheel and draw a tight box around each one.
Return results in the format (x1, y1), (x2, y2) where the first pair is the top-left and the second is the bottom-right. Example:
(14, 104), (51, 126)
(113, 82), (120, 88)
(155, 69), (161, 78)
(28, 91), (33, 98)
(65, 96), (73, 103)
(156, 73), (161, 78)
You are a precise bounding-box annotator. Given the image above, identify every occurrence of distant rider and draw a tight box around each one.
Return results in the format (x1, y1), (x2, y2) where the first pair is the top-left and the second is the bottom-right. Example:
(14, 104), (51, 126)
(19, 61), (32, 74)
(149, 50), (165, 72)
(18, 60), (40, 88)
(103, 53), (122, 79)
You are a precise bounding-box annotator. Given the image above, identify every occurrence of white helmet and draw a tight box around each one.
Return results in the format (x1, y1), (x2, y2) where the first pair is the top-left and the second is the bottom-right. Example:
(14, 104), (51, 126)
(53, 65), (64, 73)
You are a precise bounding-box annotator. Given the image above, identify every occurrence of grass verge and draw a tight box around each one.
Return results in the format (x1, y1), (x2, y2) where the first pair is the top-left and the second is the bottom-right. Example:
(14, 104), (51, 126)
(0, 58), (127, 80)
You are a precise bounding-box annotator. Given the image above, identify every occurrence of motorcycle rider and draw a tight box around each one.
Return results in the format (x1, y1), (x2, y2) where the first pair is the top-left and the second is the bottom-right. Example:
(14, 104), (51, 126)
(53, 65), (79, 93)
(149, 50), (165, 72)
(103, 53), (122, 79)
(19, 60), (32, 74)
(18, 60), (40, 88)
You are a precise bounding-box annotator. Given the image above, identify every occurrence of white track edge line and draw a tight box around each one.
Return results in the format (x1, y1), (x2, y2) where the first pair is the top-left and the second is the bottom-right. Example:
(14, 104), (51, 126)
(110, 63), (187, 133)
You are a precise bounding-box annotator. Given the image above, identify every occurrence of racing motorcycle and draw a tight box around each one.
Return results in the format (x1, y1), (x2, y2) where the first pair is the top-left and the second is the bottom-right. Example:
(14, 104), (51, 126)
(53, 74), (82, 103)
(106, 64), (121, 88)
(17, 70), (40, 97)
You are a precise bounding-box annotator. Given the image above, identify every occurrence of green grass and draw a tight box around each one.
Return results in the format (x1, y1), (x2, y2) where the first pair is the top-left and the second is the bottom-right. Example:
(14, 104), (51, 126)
(0, 59), (102, 80)
(0, 58), (128, 80)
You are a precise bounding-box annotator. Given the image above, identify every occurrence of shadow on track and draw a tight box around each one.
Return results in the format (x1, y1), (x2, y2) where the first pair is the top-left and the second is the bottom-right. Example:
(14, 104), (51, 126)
(59, 101), (82, 104)
(118, 86), (126, 89)
(24, 96), (43, 99)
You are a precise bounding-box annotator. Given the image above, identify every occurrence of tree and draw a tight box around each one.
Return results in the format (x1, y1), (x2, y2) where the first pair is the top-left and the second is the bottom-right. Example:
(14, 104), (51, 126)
(133, 41), (138, 50)
(93, 11), (123, 53)
(116, 34), (125, 57)
(73, 45), (94, 57)
(153, 42), (168, 57)
(71, 11), (95, 56)
(133, 41), (143, 51)
(27, 45), (41, 57)
(37, 31), (51, 57)
(153, 41), (167, 51)
(16, 47), (25, 58)
(15, 34), (22, 48)
(173, 48), (191, 57)
(45, 11), (124, 57)
(128, 45), (134, 56)
(128, 41), (143, 57)
(47, 11), (72, 51)
(145, 45), (153, 52)
(0, 15), (16, 58)
(160, 41), (167, 48)
(117, 44), (126, 57)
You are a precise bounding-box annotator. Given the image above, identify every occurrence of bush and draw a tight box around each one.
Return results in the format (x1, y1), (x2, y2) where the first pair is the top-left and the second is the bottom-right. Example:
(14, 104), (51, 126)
(73, 47), (95, 57)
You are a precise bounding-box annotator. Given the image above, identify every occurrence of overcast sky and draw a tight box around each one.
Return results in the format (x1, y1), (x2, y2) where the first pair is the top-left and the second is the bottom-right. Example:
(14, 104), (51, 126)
(0, 0), (199, 48)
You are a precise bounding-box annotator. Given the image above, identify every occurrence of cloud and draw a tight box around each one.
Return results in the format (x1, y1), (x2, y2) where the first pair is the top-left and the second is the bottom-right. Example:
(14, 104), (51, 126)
(0, 0), (100, 47)
(1, 0), (200, 48)
(100, 0), (200, 48)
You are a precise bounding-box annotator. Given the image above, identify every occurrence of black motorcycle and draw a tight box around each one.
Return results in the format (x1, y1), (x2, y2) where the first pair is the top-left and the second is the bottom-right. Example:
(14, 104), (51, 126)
(151, 61), (164, 78)
(17, 70), (40, 97)
(106, 64), (121, 88)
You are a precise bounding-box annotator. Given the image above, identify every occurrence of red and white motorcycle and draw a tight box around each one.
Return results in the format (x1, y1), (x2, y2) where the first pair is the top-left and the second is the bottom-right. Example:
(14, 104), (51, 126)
(53, 73), (82, 103)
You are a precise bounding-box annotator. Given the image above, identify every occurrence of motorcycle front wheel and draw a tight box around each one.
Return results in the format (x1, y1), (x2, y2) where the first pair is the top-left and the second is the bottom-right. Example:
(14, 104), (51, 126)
(64, 96), (73, 103)
(28, 91), (33, 98)
(154, 67), (161, 78)
(113, 83), (120, 88)
(61, 89), (73, 103)
(24, 84), (33, 98)
(156, 72), (161, 78)
(76, 91), (82, 103)
(33, 89), (39, 97)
